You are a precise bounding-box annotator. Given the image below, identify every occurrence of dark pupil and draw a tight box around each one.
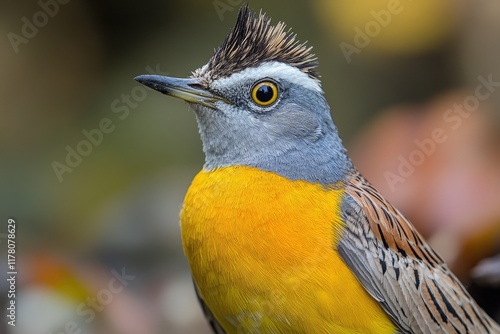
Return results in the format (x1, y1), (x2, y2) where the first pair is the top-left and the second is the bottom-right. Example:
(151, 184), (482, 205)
(256, 85), (274, 102)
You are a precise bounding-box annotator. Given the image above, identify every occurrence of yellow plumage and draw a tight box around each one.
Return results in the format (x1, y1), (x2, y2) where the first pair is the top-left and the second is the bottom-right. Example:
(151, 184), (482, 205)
(181, 166), (396, 333)
(135, 5), (500, 332)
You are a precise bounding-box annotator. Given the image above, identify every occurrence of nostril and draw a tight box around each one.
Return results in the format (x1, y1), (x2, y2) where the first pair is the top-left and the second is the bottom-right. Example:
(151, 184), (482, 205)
(188, 83), (205, 90)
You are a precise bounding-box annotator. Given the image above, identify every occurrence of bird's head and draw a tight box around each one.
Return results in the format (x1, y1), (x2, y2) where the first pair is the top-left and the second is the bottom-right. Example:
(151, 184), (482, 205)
(135, 5), (352, 184)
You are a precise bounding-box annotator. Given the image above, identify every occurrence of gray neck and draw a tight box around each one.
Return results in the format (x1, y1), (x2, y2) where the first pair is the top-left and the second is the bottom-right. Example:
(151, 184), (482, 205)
(198, 114), (353, 185)
(246, 130), (353, 185)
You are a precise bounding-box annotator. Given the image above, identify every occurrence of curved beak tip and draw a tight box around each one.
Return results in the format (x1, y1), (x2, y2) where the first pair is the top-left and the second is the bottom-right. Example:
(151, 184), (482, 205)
(133, 74), (165, 91)
(134, 75), (145, 84)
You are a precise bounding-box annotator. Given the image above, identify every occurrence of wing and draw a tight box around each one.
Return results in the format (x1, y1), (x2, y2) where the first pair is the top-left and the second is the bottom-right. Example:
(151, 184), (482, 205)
(194, 281), (227, 334)
(339, 170), (500, 334)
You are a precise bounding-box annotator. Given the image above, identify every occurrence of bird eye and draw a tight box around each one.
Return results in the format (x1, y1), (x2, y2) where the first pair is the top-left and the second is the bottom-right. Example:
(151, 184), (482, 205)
(251, 81), (279, 106)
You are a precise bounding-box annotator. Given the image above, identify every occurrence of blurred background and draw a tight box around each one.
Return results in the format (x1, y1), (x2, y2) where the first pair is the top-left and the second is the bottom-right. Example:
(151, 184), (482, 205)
(1, 0), (499, 332)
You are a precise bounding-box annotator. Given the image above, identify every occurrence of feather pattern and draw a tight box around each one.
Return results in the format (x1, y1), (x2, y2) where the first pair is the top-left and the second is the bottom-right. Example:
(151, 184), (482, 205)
(193, 4), (319, 84)
(339, 170), (500, 334)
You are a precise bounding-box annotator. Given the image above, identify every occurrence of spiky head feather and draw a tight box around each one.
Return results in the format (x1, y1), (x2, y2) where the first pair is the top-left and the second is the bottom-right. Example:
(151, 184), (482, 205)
(193, 4), (319, 84)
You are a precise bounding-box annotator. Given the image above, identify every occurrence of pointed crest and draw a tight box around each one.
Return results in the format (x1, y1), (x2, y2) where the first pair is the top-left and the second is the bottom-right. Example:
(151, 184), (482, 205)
(194, 5), (319, 83)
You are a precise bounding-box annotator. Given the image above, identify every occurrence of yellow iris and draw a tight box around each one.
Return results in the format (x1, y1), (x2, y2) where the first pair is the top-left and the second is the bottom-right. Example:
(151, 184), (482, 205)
(251, 81), (279, 106)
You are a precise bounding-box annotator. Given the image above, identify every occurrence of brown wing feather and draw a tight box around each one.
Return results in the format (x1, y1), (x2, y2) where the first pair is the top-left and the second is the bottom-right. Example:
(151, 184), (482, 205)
(194, 281), (227, 334)
(339, 170), (500, 334)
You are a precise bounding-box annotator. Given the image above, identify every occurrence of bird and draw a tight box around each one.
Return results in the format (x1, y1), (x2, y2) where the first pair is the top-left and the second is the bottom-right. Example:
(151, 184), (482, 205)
(135, 5), (500, 334)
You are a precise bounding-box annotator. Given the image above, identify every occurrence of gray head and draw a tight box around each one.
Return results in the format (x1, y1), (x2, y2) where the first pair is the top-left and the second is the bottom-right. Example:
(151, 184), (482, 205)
(135, 5), (353, 185)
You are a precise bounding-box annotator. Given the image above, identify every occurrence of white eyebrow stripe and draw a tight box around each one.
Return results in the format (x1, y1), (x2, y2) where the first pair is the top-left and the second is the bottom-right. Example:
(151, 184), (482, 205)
(211, 61), (322, 93)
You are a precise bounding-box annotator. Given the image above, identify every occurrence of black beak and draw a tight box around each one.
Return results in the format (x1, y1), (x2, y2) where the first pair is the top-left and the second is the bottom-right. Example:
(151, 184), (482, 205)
(134, 75), (229, 109)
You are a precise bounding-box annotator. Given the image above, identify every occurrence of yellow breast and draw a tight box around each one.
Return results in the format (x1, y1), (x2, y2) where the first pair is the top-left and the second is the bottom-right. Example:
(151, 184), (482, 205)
(181, 166), (396, 333)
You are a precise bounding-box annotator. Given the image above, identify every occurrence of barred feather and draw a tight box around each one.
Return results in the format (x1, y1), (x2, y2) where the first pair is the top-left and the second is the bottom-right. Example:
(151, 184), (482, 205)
(340, 170), (500, 333)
